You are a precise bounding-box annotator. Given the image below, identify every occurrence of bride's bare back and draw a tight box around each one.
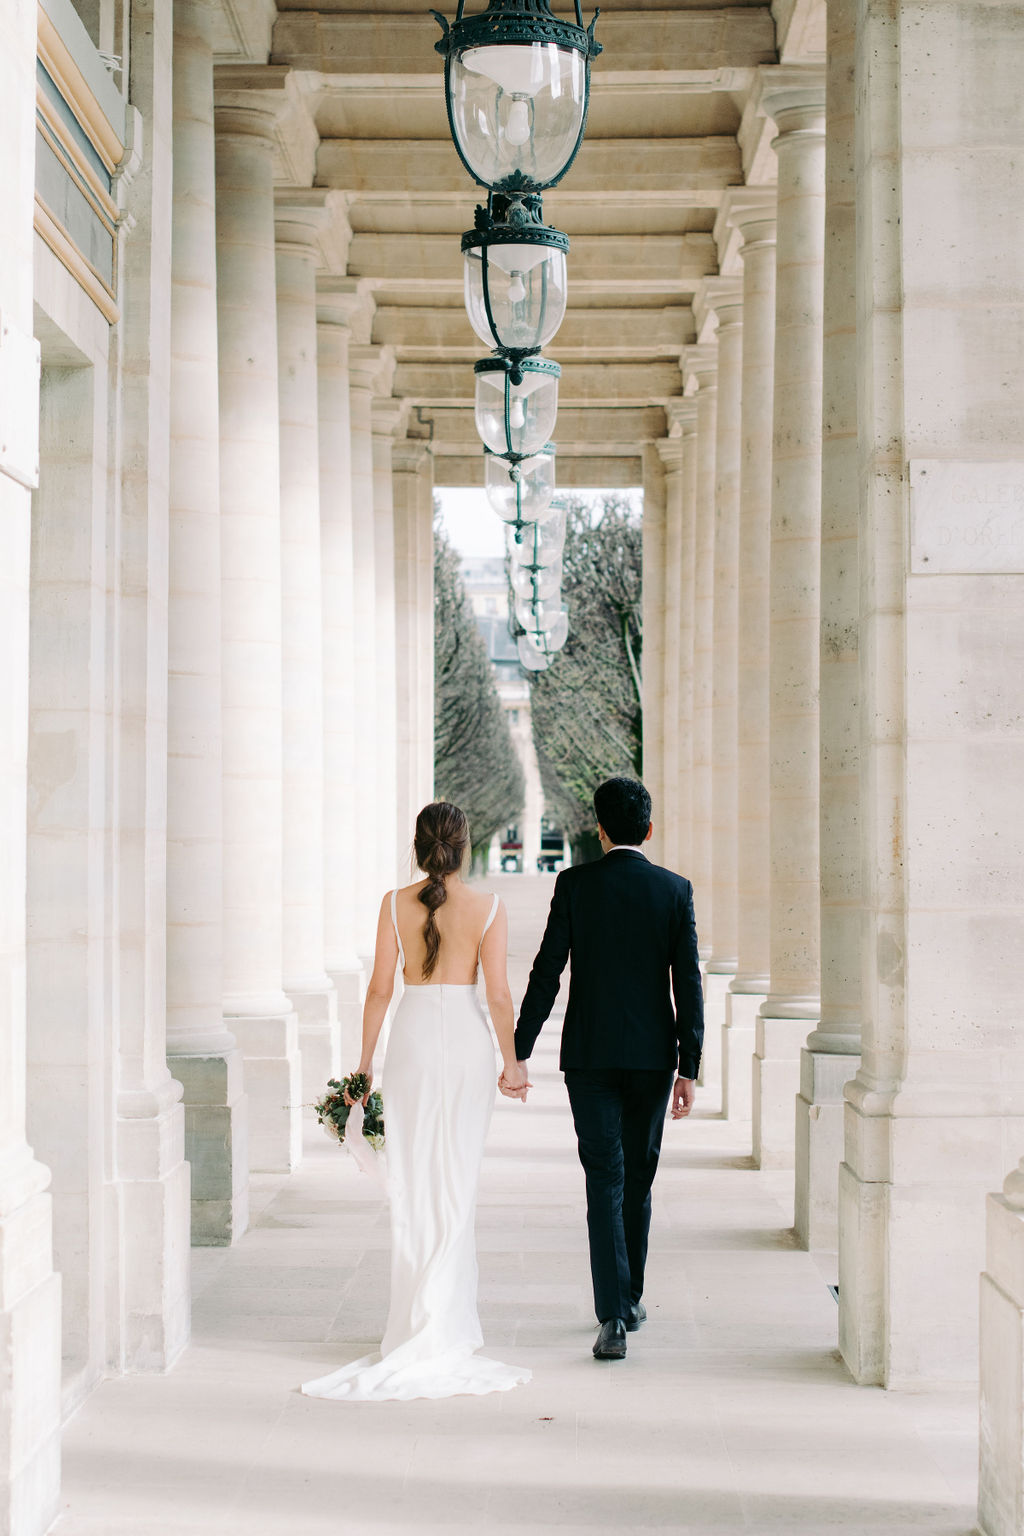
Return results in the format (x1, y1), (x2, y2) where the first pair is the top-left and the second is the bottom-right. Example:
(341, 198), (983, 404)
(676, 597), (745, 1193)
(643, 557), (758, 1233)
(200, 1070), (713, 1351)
(394, 878), (497, 985)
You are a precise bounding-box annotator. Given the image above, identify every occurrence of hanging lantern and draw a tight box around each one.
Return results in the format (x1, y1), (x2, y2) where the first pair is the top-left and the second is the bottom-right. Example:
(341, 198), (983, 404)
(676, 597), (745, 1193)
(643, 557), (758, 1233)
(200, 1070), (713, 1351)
(433, 0), (601, 197)
(507, 504), (566, 563)
(485, 444), (556, 530)
(463, 197), (569, 357)
(517, 632), (553, 671)
(518, 601), (569, 653)
(474, 355), (559, 458)
(510, 556), (562, 602)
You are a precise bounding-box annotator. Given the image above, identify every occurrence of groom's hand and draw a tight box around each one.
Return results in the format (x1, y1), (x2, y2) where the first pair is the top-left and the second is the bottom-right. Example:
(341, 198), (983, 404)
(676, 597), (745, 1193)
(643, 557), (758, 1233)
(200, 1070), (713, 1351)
(671, 1077), (696, 1119)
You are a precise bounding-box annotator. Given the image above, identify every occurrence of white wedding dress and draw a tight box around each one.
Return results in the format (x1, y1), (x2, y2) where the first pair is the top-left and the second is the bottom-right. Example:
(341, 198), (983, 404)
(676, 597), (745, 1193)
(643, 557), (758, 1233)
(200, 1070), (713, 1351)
(301, 891), (532, 1403)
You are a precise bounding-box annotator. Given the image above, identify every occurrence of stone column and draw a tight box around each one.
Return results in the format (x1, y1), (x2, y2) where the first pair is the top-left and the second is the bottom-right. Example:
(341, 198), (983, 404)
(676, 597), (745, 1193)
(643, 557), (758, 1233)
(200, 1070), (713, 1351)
(642, 443), (667, 864)
(796, 0), (860, 1251)
(665, 403), (699, 882)
(393, 438), (436, 868)
(107, 0), (192, 1368)
(215, 97), (300, 1173)
(275, 194), (339, 1102)
(167, 0), (248, 1247)
(682, 344), (719, 1090)
(753, 69), (826, 1170)
(839, 0), (1024, 1400)
(371, 395), (406, 889)
(725, 192), (777, 1124)
(0, 0), (61, 1520)
(657, 432), (684, 874)
(701, 282), (744, 1095)
(347, 347), (384, 954)
(316, 282), (365, 1065)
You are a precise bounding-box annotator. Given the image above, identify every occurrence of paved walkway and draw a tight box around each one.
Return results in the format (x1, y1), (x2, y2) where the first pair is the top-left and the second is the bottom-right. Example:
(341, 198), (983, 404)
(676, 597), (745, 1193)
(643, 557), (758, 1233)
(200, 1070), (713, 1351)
(56, 875), (977, 1535)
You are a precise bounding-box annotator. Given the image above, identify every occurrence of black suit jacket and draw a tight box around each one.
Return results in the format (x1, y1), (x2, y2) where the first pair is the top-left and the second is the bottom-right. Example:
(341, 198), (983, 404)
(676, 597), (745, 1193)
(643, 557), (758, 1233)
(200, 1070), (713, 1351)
(514, 849), (704, 1078)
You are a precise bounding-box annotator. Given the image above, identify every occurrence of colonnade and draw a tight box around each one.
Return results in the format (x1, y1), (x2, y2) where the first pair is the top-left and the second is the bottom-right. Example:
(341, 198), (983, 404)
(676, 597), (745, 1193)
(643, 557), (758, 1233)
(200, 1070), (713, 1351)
(643, 22), (1024, 1522)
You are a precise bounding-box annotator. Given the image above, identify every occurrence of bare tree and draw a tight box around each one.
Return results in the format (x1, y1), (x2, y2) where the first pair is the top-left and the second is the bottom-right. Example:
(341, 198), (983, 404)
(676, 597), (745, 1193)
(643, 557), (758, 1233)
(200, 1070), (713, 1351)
(528, 494), (643, 863)
(434, 519), (525, 862)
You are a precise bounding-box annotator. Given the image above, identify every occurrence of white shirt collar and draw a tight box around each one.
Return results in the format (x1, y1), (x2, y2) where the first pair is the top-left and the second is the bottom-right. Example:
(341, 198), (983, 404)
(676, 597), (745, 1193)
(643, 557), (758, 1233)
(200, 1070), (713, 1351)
(606, 843), (646, 854)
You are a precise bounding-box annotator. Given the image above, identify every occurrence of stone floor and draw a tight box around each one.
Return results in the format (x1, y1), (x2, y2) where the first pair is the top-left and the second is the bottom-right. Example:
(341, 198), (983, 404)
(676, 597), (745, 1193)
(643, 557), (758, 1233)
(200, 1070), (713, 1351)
(55, 875), (978, 1534)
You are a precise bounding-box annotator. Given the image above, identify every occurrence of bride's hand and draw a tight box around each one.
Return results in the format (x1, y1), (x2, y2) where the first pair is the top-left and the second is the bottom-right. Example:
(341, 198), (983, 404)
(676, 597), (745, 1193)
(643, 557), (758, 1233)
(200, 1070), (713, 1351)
(343, 1071), (374, 1107)
(498, 1062), (531, 1101)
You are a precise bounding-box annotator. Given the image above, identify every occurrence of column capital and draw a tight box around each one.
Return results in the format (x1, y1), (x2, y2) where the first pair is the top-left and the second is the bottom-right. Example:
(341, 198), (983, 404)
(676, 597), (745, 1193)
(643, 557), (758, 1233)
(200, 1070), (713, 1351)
(714, 186), (778, 271)
(274, 189), (351, 274)
(756, 65), (826, 140)
(350, 343), (395, 397)
(665, 398), (698, 438)
(693, 278), (743, 343)
(392, 438), (433, 476)
(656, 437), (684, 476)
(316, 277), (375, 341)
(371, 394), (410, 440)
(682, 342), (717, 395)
(214, 64), (318, 187)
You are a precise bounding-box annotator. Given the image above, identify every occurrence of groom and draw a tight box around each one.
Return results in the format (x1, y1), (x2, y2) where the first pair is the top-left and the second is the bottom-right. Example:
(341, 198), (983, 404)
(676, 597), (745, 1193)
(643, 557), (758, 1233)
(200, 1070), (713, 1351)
(506, 776), (703, 1361)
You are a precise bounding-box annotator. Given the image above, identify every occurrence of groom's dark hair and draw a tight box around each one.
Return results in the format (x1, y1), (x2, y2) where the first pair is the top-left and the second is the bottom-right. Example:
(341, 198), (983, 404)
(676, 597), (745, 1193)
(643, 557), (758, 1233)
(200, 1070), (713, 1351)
(593, 777), (652, 847)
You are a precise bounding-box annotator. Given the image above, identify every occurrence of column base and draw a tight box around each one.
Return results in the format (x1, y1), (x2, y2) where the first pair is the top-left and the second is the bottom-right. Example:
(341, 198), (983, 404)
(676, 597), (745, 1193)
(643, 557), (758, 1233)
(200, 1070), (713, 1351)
(794, 1048), (859, 1251)
(840, 1091), (1024, 1388)
(722, 988), (763, 1122)
(287, 983), (340, 1105)
(113, 1080), (192, 1371)
(752, 1012), (812, 1169)
(979, 1195), (1024, 1536)
(228, 1010), (303, 1173)
(168, 1047), (249, 1247)
(327, 962), (366, 1072)
(0, 1174), (61, 1536)
(698, 968), (732, 1096)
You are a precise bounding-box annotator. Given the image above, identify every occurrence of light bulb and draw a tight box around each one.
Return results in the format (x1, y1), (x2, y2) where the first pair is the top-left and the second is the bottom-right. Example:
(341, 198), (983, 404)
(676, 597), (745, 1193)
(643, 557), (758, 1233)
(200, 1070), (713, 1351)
(505, 97), (531, 147)
(507, 272), (526, 304)
(509, 397), (526, 430)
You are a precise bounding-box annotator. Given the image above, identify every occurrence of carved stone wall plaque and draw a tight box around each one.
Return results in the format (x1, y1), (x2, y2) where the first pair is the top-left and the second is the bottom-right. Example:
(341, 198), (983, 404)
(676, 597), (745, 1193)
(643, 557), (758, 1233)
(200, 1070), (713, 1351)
(910, 460), (1024, 574)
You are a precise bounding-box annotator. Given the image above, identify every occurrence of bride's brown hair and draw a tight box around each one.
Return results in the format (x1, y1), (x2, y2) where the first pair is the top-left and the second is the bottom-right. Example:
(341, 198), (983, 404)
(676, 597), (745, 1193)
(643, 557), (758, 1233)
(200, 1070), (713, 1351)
(414, 801), (470, 980)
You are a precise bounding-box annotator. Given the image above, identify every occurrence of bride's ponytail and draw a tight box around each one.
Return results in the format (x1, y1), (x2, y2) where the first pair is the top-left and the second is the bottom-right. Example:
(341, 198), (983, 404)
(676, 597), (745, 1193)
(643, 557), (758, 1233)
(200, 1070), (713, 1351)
(414, 802), (470, 980)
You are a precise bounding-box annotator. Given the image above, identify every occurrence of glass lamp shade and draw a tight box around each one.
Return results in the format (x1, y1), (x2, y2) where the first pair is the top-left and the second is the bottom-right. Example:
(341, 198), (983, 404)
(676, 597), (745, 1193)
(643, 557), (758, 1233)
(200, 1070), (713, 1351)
(515, 595), (566, 634)
(523, 608), (568, 652)
(474, 357), (559, 458)
(507, 506), (566, 566)
(510, 557), (562, 601)
(517, 632), (552, 671)
(463, 231), (568, 354)
(484, 445), (556, 525)
(449, 43), (587, 193)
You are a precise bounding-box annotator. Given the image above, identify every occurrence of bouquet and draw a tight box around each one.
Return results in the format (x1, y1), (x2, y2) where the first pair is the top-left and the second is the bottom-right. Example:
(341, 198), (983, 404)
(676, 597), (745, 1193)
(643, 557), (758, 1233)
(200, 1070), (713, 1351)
(314, 1074), (385, 1150)
(314, 1075), (387, 1192)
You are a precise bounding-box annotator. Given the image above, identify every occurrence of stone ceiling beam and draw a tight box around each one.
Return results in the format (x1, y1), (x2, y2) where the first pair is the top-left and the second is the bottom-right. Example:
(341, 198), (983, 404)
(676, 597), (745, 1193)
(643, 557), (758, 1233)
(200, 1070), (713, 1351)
(373, 306), (692, 358)
(271, 9), (776, 76)
(348, 232), (716, 285)
(412, 404), (669, 451)
(435, 455), (643, 489)
(315, 137), (742, 197)
(394, 360), (684, 407)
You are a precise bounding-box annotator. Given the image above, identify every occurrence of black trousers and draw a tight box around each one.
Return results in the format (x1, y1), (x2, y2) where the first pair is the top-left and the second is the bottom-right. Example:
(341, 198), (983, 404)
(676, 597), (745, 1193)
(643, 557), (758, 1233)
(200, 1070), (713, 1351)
(564, 1067), (675, 1323)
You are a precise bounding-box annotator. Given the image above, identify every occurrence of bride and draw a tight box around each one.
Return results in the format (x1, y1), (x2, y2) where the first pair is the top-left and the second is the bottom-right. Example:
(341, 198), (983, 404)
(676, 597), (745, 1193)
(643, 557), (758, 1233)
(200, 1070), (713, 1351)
(302, 801), (533, 1402)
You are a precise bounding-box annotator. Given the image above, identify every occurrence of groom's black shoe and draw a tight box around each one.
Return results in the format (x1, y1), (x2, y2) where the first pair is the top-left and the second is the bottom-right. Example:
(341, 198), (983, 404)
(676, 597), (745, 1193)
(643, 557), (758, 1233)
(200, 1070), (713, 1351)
(626, 1302), (646, 1332)
(593, 1318), (628, 1360)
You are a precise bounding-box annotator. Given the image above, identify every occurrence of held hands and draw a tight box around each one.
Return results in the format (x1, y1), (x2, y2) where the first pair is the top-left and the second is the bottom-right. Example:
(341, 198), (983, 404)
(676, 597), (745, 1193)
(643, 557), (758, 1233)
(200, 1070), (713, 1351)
(671, 1076), (696, 1119)
(498, 1061), (532, 1102)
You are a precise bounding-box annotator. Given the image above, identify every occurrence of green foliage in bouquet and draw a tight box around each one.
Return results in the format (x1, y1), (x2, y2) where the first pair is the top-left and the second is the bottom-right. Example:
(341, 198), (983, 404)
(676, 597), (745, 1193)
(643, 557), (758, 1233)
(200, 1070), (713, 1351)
(314, 1076), (386, 1150)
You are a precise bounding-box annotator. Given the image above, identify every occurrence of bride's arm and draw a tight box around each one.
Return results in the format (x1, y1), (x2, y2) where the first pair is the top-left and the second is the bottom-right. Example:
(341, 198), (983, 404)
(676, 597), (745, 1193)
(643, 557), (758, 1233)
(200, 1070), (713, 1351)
(348, 894), (398, 1102)
(480, 902), (530, 1098)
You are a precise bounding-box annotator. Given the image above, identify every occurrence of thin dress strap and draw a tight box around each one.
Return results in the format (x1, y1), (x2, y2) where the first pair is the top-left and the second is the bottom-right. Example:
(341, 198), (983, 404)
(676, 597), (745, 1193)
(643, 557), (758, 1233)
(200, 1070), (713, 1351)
(477, 893), (500, 964)
(390, 889), (406, 973)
